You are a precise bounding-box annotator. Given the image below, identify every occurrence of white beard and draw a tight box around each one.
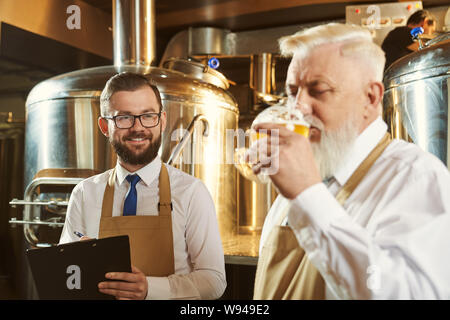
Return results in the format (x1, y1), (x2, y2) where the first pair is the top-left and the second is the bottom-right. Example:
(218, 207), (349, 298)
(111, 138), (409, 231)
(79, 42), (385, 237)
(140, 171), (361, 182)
(308, 116), (359, 181)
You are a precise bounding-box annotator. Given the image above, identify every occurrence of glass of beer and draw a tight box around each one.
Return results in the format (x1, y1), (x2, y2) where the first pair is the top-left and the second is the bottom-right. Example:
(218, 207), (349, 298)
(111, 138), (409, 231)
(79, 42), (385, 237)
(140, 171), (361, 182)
(234, 104), (310, 183)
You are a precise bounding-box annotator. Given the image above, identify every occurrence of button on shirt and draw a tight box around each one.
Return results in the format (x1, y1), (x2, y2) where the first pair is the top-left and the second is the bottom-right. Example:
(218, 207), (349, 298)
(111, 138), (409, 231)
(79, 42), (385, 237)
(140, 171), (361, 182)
(260, 117), (450, 299)
(59, 156), (226, 300)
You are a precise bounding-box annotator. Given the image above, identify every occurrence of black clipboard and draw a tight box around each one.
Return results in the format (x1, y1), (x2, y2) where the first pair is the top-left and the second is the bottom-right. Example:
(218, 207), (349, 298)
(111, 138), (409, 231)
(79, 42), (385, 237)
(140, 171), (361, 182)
(26, 235), (131, 300)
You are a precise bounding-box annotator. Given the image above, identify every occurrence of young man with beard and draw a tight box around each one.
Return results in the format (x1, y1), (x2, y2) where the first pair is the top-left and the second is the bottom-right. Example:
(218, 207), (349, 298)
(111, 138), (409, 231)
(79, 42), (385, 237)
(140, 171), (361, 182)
(59, 72), (226, 300)
(251, 23), (450, 299)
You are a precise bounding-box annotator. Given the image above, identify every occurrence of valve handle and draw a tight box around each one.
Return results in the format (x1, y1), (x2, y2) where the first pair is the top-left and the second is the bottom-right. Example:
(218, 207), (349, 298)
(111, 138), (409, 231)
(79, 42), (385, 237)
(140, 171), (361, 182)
(410, 27), (424, 39)
(208, 57), (220, 69)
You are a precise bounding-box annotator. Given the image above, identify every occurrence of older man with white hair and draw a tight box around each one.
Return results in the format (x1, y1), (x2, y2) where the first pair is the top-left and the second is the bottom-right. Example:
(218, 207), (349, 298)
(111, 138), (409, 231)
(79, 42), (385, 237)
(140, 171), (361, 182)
(252, 23), (450, 300)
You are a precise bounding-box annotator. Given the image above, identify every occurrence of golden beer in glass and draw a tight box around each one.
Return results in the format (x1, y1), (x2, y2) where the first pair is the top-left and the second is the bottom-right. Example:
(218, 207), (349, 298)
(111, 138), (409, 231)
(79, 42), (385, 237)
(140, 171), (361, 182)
(234, 105), (310, 183)
(252, 122), (310, 141)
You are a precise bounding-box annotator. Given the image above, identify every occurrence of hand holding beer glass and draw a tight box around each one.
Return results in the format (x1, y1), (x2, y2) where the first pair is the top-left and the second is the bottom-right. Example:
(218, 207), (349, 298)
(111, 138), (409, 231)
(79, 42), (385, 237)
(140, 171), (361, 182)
(234, 104), (310, 183)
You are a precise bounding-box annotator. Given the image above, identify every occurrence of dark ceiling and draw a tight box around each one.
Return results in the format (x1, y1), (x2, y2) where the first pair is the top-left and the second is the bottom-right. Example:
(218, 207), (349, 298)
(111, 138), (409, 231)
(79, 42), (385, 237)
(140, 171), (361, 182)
(83, 0), (233, 15)
(82, 0), (449, 62)
(83, 0), (351, 32)
(82, 0), (449, 33)
(1, 0), (448, 119)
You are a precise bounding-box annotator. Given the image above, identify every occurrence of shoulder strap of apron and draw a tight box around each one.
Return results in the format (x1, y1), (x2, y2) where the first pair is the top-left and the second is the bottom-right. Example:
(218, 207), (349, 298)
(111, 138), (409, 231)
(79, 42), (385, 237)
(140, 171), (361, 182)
(101, 162), (172, 218)
(101, 168), (116, 218)
(335, 132), (391, 205)
(158, 163), (172, 216)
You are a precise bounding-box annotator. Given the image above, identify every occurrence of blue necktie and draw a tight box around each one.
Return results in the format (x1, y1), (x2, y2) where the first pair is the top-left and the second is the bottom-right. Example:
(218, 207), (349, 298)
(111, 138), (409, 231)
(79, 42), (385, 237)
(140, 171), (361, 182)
(123, 174), (141, 216)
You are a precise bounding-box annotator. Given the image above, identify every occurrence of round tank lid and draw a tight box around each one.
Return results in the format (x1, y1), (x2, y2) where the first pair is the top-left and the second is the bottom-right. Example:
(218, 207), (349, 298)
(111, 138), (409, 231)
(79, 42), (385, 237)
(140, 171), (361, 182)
(384, 36), (450, 87)
(162, 58), (230, 89)
(26, 65), (237, 112)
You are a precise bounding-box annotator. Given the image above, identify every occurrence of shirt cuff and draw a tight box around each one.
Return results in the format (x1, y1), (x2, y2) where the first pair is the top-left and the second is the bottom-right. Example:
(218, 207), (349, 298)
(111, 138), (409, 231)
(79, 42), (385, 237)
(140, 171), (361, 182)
(288, 182), (348, 233)
(146, 276), (171, 300)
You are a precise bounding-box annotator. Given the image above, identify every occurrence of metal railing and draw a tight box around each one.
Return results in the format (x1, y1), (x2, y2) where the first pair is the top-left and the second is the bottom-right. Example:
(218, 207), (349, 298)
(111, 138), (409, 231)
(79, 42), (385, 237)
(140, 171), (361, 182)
(9, 177), (84, 246)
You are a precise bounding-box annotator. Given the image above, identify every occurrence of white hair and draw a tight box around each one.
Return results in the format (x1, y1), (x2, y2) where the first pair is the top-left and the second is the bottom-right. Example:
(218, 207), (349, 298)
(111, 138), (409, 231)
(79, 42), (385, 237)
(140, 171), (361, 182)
(279, 23), (386, 81)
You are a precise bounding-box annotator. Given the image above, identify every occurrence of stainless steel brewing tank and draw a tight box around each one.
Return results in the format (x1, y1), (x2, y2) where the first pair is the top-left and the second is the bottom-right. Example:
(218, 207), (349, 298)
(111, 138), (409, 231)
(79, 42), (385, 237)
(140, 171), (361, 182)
(25, 65), (239, 242)
(383, 37), (450, 167)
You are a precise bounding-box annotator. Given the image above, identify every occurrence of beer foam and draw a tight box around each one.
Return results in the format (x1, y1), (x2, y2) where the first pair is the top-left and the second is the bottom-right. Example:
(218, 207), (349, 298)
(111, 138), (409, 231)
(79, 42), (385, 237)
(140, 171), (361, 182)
(252, 105), (310, 128)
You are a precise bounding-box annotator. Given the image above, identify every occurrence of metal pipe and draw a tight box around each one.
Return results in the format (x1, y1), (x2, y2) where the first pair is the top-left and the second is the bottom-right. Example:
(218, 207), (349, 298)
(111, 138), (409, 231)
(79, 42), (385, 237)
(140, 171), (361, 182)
(425, 32), (450, 48)
(250, 53), (274, 95)
(113, 0), (156, 67)
(9, 199), (69, 207)
(9, 218), (65, 227)
(249, 53), (284, 106)
(167, 115), (209, 166)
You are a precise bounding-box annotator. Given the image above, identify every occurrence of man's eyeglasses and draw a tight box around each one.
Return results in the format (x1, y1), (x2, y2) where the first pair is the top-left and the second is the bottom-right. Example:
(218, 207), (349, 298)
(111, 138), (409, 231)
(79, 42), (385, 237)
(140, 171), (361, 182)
(103, 112), (161, 129)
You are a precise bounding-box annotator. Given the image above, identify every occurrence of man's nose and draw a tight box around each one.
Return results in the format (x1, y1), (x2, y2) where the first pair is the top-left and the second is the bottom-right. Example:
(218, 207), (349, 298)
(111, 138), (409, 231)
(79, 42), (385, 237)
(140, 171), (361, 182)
(294, 89), (312, 115)
(130, 116), (145, 131)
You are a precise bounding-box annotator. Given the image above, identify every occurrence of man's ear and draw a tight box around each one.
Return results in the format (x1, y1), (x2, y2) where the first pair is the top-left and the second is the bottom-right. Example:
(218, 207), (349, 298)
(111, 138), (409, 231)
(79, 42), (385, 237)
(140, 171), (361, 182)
(364, 81), (384, 117)
(160, 111), (167, 133)
(98, 117), (109, 137)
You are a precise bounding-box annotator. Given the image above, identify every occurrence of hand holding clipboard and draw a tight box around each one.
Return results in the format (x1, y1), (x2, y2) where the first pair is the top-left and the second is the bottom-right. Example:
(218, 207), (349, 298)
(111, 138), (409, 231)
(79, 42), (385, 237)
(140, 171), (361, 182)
(74, 231), (148, 300)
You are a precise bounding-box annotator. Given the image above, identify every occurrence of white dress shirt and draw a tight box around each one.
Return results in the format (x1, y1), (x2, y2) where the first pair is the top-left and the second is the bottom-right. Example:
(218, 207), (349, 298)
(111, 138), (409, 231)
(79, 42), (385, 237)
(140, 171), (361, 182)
(60, 156), (226, 300)
(260, 117), (450, 299)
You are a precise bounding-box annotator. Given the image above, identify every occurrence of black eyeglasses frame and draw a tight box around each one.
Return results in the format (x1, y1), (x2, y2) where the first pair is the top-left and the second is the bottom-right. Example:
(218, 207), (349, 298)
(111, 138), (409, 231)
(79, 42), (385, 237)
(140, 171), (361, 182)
(103, 112), (162, 129)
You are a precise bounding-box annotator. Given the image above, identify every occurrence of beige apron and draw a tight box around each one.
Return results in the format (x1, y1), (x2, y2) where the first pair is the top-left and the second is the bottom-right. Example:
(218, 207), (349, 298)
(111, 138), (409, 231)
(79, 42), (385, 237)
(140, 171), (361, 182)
(253, 133), (392, 299)
(98, 163), (175, 277)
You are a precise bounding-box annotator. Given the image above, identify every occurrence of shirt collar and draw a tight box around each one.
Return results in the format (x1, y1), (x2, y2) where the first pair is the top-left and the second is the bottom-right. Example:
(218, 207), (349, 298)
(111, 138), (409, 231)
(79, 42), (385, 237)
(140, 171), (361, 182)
(333, 117), (387, 187)
(115, 156), (162, 187)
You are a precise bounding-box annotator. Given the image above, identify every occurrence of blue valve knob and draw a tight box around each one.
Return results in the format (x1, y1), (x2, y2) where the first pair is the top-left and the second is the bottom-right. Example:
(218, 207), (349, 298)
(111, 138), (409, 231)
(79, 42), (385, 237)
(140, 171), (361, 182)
(410, 27), (424, 39)
(208, 57), (220, 69)
(410, 27), (425, 50)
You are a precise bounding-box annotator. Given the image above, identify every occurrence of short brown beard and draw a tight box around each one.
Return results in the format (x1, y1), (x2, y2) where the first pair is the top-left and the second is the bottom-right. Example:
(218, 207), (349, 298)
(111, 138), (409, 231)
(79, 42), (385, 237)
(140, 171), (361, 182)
(110, 130), (162, 166)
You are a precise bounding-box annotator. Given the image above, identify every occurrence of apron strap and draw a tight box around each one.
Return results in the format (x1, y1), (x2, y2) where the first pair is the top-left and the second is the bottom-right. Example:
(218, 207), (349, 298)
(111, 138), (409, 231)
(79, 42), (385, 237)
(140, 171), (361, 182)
(335, 132), (391, 205)
(100, 162), (172, 218)
(158, 164), (172, 217)
(101, 168), (116, 218)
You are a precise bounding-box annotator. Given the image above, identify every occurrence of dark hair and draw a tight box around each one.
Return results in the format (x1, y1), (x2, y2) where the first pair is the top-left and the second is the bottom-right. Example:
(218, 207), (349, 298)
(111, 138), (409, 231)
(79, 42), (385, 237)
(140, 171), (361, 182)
(100, 72), (163, 116)
(407, 10), (433, 26)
